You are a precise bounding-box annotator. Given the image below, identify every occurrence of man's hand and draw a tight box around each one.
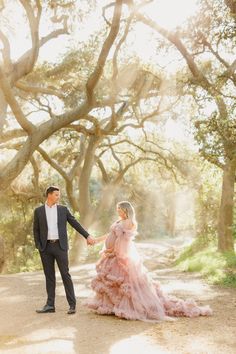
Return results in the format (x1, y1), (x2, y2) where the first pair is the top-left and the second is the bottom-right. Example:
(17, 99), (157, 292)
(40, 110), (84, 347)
(87, 235), (95, 246)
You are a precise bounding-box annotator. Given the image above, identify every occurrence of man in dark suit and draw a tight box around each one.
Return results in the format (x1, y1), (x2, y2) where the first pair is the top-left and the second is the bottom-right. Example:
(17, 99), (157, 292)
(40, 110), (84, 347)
(33, 186), (95, 314)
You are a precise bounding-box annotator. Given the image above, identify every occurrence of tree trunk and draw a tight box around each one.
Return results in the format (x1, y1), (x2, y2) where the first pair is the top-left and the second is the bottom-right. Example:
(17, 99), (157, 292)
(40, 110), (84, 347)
(166, 182), (176, 237)
(218, 159), (236, 252)
(0, 236), (4, 273)
(65, 180), (79, 212)
(70, 136), (100, 264)
(92, 182), (120, 232)
(166, 204), (176, 237)
(0, 90), (7, 131)
(0, 102), (90, 191)
(78, 136), (100, 225)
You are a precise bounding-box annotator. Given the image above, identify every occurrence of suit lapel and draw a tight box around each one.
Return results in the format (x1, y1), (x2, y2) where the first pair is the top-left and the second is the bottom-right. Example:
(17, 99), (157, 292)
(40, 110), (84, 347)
(41, 205), (48, 229)
(57, 205), (61, 238)
(57, 204), (61, 220)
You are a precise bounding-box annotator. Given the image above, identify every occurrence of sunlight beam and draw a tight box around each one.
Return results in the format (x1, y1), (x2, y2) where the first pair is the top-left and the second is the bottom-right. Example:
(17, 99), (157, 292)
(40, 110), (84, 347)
(143, 0), (198, 30)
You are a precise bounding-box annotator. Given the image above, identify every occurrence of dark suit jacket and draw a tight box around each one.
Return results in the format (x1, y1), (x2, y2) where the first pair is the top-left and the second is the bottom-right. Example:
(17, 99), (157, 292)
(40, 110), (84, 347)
(33, 204), (89, 251)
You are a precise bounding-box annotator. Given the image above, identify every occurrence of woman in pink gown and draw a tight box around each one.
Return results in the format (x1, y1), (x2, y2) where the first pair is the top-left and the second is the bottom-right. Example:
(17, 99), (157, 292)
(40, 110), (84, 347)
(86, 201), (212, 322)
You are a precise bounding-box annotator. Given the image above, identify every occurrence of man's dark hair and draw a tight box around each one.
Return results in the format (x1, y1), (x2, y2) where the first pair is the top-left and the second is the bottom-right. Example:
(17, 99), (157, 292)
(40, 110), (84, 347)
(46, 186), (60, 196)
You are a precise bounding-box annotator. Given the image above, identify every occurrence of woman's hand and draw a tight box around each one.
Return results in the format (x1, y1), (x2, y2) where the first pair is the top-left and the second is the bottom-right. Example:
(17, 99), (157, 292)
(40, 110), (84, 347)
(94, 234), (108, 244)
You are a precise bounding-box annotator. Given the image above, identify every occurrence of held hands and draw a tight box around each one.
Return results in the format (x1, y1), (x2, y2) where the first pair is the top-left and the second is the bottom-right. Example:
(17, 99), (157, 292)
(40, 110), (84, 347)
(87, 233), (108, 246)
(87, 235), (96, 246)
(94, 234), (108, 244)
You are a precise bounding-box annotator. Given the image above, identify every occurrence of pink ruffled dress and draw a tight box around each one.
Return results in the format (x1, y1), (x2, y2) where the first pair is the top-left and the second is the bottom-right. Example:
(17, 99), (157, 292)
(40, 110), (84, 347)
(85, 220), (212, 321)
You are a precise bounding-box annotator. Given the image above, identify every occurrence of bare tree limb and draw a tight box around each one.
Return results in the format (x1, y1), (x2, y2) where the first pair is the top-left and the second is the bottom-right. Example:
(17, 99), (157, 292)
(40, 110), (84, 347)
(96, 157), (110, 183)
(19, 0), (41, 76)
(86, 0), (123, 104)
(136, 13), (209, 85)
(15, 81), (65, 98)
(136, 13), (230, 120)
(29, 154), (40, 192)
(0, 65), (35, 134)
(0, 30), (12, 69)
(0, 129), (27, 143)
(37, 146), (69, 181)
(68, 135), (86, 180)
(12, 20), (69, 84)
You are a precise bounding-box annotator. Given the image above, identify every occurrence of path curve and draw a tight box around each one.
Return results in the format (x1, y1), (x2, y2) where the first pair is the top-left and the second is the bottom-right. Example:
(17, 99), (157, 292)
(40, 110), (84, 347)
(0, 238), (235, 354)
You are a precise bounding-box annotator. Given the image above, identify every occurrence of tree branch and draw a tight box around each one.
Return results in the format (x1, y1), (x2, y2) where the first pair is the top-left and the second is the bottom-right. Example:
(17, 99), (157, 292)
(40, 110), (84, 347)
(136, 13), (211, 89)
(12, 22), (69, 84)
(86, 0), (123, 104)
(29, 154), (40, 192)
(68, 135), (86, 180)
(96, 157), (110, 183)
(19, 0), (41, 76)
(15, 81), (65, 98)
(0, 65), (35, 134)
(37, 146), (69, 181)
(0, 129), (27, 143)
(0, 30), (12, 70)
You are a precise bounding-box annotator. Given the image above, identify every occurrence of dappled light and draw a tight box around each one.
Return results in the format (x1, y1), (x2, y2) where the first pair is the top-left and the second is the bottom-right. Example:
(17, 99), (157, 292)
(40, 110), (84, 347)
(0, 0), (235, 353)
(109, 334), (170, 354)
(0, 241), (236, 354)
(4, 328), (76, 354)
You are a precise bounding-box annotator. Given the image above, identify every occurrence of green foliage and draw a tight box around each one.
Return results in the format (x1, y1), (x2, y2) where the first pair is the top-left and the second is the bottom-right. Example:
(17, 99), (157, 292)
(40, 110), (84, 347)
(176, 240), (236, 287)
(7, 242), (42, 273)
(175, 1), (236, 174)
(86, 242), (104, 261)
(194, 112), (236, 165)
(1, 0), (235, 275)
(0, 195), (42, 273)
(233, 207), (236, 240)
(194, 161), (222, 240)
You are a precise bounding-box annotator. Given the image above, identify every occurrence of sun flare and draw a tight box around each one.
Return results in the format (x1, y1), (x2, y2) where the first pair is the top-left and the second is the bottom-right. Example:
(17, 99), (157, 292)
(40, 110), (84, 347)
(143, 0), (198, 30)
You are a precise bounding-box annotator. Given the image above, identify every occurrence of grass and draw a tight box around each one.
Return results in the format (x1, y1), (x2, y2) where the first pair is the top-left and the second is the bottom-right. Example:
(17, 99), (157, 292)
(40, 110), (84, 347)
(175, 240), (236, 287)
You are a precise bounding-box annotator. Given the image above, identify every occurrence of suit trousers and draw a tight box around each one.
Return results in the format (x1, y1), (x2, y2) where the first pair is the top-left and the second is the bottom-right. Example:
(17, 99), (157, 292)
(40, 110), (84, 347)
(39, 241), (76, 307)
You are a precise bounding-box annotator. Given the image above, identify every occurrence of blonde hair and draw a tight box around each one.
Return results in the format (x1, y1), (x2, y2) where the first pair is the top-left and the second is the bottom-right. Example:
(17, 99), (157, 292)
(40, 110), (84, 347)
(117, 201), (137, 229)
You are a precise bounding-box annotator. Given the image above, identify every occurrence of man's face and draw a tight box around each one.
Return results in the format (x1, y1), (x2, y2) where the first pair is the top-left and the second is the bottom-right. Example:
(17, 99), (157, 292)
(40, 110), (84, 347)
(48, 190), (60, 204)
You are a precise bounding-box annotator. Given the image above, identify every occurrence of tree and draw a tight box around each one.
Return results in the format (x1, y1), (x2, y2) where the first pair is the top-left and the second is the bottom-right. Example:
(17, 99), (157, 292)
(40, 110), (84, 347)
(0, 235), (4, 272)
(1, 9), (181, 223)
(0, 0), (123, 190)
(135, 0), (236, 252)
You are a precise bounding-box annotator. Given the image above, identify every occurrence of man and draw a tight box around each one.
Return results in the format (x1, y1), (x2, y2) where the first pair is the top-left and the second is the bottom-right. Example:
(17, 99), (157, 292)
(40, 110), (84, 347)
(33, 186), (95, 315)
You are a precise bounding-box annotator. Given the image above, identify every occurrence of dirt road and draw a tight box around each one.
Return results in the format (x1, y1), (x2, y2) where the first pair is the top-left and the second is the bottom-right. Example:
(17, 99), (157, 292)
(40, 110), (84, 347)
(0, 239), (235, 354)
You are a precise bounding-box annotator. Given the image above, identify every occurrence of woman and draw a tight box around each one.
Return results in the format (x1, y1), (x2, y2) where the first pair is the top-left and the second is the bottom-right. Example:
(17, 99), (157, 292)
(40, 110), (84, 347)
(85, 201), (212, 322)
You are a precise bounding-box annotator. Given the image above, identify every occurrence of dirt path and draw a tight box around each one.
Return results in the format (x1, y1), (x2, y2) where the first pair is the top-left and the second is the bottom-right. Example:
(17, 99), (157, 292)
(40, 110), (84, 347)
(0, 239), (235, 354)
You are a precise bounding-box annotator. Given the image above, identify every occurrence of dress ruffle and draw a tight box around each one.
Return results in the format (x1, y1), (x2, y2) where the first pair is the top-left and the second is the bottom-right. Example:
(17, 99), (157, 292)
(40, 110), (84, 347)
(85, 221), (213, 321)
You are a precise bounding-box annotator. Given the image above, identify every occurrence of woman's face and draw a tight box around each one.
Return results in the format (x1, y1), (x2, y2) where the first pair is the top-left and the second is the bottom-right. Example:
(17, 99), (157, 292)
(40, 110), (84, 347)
(117, 206), (127, 219)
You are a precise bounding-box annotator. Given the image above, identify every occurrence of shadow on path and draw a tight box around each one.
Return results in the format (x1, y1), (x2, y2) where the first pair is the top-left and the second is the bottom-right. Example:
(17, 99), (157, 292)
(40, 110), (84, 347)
(0, 239), (235, 354)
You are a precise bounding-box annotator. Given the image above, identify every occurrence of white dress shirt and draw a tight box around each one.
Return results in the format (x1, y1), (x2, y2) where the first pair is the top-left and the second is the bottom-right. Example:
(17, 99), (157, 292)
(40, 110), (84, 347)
(45, 203), (59, 240)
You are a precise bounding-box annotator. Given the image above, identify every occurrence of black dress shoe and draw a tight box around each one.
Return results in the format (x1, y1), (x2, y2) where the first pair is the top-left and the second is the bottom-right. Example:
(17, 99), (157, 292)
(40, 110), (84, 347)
(36, 305), (55, 313)
(67, 306), (76, 314)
